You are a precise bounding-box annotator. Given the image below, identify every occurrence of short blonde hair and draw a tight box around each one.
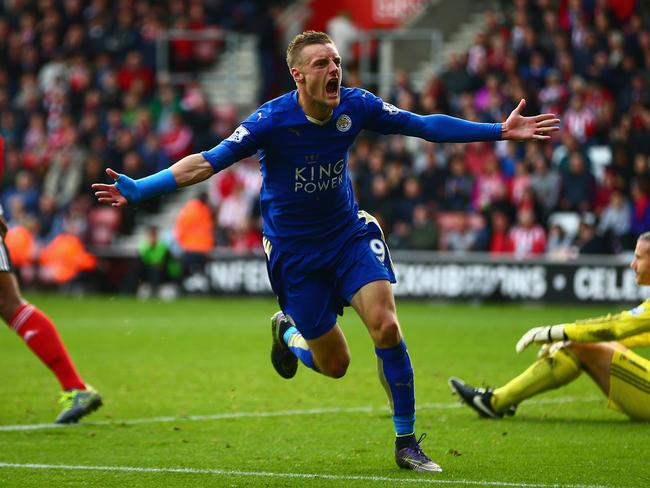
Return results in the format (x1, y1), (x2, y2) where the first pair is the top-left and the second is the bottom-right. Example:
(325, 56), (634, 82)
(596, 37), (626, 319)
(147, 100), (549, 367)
(286, 31), (334, 69)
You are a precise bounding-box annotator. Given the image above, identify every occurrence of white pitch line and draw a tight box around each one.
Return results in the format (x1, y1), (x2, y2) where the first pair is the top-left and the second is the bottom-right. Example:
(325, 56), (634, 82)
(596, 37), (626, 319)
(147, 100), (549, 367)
(0, 396), (602, 432)
(0, 462), (615, 488)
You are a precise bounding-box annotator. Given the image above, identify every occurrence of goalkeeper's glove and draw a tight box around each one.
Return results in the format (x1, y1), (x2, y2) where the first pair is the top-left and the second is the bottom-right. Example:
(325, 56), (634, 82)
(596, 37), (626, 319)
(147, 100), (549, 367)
(536, 340), (571, 359)
(516, 325), (567, 353)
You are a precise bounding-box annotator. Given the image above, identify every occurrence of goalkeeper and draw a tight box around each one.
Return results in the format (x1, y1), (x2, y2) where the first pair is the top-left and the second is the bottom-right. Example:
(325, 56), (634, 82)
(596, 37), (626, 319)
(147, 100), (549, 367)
(449, 232), (650, 421)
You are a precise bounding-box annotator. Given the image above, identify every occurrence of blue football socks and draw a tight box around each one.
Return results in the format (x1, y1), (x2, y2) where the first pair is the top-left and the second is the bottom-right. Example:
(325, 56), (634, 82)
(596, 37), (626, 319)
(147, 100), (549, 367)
(283, 326), (318, 371)
(375, 341), (416, 436)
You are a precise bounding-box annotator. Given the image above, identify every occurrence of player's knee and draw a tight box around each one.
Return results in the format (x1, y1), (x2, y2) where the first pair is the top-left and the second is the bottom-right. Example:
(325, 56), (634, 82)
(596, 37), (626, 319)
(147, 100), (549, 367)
(567, 341), (619, 365)
(328, 364), (349, 379)
(371, 315), (401, 348)
(320, 353), (350, 379)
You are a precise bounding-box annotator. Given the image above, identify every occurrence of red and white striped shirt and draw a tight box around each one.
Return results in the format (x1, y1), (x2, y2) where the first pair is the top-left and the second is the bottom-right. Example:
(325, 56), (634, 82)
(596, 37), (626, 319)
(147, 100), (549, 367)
(509, 224), (546, 259)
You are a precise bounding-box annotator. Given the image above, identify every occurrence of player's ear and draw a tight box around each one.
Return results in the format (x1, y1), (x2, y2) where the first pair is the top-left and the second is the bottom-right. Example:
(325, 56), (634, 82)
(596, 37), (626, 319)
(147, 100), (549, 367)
(291, 67), (304, 84)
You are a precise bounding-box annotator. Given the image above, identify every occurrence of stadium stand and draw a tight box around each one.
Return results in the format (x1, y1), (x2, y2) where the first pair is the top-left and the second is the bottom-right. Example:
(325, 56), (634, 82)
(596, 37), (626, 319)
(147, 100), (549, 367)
(1, 0), (650, 292)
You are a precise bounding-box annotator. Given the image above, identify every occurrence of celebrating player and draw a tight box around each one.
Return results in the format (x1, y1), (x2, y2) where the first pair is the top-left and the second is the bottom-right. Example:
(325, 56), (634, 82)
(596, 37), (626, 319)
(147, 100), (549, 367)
(450, 232), (650, 422)
(93, 31), (559, 471)
(0, 206), (102, 423)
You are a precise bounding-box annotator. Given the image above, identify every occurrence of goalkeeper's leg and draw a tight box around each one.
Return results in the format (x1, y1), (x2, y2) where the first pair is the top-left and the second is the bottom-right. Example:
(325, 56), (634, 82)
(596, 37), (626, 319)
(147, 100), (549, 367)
(571, 342), (650, 420)
(490, 344), (582, 413)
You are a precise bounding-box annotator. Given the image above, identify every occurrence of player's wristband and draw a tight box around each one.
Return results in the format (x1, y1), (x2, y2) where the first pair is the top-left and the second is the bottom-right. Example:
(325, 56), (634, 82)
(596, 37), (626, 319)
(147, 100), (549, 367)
(116, 169), (177, 204)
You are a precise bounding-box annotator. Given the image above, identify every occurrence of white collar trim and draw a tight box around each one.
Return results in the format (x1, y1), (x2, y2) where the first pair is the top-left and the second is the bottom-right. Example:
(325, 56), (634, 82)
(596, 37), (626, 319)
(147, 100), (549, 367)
(305, 112), (332, 125)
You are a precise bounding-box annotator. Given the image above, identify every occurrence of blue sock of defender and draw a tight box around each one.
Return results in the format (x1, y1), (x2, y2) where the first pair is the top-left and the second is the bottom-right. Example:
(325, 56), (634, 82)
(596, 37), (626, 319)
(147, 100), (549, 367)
(283, 326), (318, 371)
(375, 341), (416, 440)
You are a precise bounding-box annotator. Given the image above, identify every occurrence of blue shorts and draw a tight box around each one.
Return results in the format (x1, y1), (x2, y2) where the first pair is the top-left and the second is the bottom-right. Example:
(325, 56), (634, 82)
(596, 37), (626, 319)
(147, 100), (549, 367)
(264, 211), (396, 340)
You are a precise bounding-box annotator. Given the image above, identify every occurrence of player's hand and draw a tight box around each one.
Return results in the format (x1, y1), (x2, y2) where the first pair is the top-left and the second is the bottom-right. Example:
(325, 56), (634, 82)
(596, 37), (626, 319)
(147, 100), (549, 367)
(92, 168), (132, 207)
(501, 99), (560, 141)
(0, 216), (7, 239)
(516, 324), (566, 353)
(536, 340), (571, 359)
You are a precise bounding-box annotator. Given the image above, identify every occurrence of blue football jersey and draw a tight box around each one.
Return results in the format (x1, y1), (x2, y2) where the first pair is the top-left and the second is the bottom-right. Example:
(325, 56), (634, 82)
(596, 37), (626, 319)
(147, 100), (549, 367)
(201, 87), (500, 253)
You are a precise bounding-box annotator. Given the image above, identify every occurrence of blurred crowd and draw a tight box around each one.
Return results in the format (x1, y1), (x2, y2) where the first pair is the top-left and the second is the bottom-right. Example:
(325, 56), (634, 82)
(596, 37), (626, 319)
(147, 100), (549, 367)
(345, 0), (650, 259)
(2, 0), (650, 291)
(0, 0), (285, 288)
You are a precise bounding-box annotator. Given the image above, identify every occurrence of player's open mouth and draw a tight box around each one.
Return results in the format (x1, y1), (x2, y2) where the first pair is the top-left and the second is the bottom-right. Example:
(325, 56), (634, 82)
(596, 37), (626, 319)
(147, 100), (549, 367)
(326, 78), (339, 96)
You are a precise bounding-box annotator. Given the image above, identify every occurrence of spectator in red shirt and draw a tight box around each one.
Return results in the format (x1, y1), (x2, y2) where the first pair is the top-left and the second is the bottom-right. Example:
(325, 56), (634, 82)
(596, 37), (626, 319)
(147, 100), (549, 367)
(116, 50), (154, 95)
(489, 210), (514, 254)
(564, 93), (597, 144)
(160, 113), (193, 161)
(509, 207), (547, 258)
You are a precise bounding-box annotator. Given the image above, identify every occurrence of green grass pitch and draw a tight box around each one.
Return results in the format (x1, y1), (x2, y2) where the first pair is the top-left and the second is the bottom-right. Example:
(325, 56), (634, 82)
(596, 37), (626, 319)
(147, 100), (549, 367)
(0, 295), (648, 487)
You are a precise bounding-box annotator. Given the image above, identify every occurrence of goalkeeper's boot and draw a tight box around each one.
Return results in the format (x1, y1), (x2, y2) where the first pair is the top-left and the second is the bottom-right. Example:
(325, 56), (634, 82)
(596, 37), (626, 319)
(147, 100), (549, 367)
(448, 377), (515, 419)
(395, 433), (443, 473)
(55, 385), (103, 424)
(270, 311), (298, 379)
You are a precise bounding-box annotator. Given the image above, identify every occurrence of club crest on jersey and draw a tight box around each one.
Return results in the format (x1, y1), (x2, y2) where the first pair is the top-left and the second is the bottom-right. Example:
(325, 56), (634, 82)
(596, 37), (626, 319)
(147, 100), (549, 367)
(336, 114), (352, 132)
(227, 125), (250, 143)
(382, 102), (399, 115)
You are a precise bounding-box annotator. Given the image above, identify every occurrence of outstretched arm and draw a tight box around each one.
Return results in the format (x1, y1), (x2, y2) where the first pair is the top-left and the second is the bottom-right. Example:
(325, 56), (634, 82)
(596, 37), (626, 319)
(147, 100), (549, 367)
(92, 153), (214, 207)
(397, 99), (559, 143)
(515, 304), (650, 353)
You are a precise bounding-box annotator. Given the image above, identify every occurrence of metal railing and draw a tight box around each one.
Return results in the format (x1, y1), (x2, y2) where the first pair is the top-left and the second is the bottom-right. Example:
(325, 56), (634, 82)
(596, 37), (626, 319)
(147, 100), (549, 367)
(358, 28), (443, 95)
(156, 28), (443, 98)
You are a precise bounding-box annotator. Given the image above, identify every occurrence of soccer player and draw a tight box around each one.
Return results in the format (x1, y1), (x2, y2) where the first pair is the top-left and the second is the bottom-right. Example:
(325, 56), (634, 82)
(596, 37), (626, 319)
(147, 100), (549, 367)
(449, 232), (650, 422)
(0, 207), (102, 423)
(92, 31), (559, 471)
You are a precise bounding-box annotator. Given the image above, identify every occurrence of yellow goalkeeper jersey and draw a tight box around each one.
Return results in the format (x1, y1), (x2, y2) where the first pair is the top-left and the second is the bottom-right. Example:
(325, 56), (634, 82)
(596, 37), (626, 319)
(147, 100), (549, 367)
(563, 300), (650, 348)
